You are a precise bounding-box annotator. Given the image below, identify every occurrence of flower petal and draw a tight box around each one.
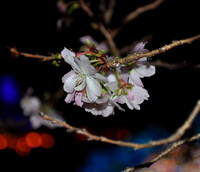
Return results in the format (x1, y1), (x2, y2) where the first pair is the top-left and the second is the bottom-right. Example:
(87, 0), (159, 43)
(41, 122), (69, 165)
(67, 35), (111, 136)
(86, 76), (102, 102)
(131, 86), (149, 104)
(61, 47), (75, 65)
(64, 92), (75, 103)
(75, 92), (84, 107)
(76, 55), (96, 75)
(130, 42), (149, 53)
(129, 70), (144, 87)
(61, 48), (81, 73)
(136, 65), (156, 77)
(63, 72), (77, 93)
(95, 73), (108, 83)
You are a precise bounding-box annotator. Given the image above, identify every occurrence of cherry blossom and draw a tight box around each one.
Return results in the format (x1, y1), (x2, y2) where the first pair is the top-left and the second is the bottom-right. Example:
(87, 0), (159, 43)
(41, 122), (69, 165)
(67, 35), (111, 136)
(61, 42), (155, 116)
(61, 48), (108, 104)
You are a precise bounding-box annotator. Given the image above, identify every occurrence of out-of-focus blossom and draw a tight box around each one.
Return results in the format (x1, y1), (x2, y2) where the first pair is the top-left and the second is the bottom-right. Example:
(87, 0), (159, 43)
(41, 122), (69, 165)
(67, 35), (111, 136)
(80, 35), (109, 53)
(20, 89), (64, 129)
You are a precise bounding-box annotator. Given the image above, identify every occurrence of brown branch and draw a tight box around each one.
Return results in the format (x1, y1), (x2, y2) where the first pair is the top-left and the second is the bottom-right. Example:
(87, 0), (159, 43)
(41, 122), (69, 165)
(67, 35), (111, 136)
(102, 34), (200, 68)
(123, 0), (165, 24)
(99, 24), (119, 56)
(39, 112), (142, 148)
(40, 100), (200, 150)
(79, 0), (94, 18)
(111, 0), (165, 38)
(123, 133), (200, 172)
(103, 0), (116, 24)
(78, 0), (119, 56)
(149, 60), (200, 70)
(9, 47), (61, 62)
(133, 100), (200, 150)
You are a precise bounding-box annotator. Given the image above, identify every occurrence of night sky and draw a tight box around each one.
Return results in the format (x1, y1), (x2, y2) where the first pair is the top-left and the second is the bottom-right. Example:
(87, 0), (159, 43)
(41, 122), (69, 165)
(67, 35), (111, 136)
(0, 0), (200, 171)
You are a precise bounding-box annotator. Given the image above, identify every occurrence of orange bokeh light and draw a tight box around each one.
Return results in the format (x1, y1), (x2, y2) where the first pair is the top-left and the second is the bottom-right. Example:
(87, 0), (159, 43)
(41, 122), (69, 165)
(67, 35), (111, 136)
(25, 132), (42, 148)
(0, 134), (8, 150)
(40, 133), (55, 148)
(15, 137), (31, 156)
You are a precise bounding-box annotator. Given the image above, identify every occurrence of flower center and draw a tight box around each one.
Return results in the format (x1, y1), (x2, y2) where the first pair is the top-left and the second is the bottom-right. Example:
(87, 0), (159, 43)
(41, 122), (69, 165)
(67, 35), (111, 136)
(75, 73), (85, 87)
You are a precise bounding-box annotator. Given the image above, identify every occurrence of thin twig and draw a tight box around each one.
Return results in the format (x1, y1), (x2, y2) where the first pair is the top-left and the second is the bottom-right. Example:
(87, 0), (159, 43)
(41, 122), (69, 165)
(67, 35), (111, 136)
(102, 34), (200, 68)
(111, 0), (165, 38)
(79, 0), (94, 17)
(99, 24), (119, 56)
(103, 0), (116, 24)
(123, 0), (165, 24)
(149, 60), (200, 70)
(9, 47), (60, 62)
(133, 100), (200, 150)
(123, 133), (200, 172)
(78, 0), (119, 56)
(40, 100), (200, 150)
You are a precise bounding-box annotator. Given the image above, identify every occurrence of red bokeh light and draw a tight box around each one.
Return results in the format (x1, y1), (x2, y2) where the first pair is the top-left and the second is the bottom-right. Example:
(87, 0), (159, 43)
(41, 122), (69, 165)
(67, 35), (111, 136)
(40, 133), (55, 148)
(25, 132), (42, 148)
(0, 134), (8, 150)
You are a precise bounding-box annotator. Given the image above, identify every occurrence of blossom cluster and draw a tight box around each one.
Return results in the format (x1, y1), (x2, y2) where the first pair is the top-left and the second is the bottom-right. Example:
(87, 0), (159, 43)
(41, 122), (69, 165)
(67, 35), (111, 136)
(61, 41), (155, 117)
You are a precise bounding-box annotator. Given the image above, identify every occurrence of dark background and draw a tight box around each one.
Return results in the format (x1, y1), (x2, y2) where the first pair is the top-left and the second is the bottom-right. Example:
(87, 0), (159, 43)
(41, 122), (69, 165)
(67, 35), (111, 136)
(0, 0), (200, 171)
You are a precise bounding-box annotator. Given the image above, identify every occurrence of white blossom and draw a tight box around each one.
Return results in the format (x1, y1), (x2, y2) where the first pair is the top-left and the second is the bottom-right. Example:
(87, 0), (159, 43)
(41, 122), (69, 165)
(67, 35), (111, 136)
(61, 48), (108, 103)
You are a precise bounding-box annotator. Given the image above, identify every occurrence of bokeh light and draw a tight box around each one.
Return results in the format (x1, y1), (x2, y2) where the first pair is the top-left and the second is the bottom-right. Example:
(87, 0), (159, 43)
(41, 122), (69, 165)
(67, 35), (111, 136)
(0, 76), (19, 104)
(25, 132), (42, 148)
(0, 134), (8, 150)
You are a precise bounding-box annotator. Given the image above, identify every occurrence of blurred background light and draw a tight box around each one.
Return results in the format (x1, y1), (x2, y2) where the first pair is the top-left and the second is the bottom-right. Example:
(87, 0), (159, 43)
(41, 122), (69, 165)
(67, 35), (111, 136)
(0, 75), (20, 104)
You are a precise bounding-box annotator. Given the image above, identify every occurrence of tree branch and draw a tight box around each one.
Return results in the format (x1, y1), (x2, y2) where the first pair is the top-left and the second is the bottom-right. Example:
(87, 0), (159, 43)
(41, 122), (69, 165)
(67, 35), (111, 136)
(103, 0), (116, 24)
(123, 133), (200, 172)
(111, 0), (165, 38)
(9, 47), (61, 62)
(79, 0), (94, 18)
(102, 34), (200, 68)
(39, 100), (200, 150)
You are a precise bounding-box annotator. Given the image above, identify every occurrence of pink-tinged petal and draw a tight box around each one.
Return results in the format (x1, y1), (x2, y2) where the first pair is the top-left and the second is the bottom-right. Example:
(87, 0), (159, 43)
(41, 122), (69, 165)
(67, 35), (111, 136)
(79, 35), (97, 45)
(97, 42), (108, 53)
(63, 72), (77, 93)
(75, 92), (84, 107)
(129, 70), (144, 87)
(86, 76), (101, 102)
(64, 92), (75, 103)
(117, 95), (134, 110)
(130, 42), (149, 53)
(128, 90), (134, 101)
(136, 65), (156, 77)
(132, 86), (149, 104)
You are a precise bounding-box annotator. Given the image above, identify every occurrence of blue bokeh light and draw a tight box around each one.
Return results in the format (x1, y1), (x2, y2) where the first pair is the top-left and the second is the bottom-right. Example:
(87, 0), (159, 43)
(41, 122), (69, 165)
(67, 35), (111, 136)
(0, 75), (20, 104)
(79, 126), (169, 172)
